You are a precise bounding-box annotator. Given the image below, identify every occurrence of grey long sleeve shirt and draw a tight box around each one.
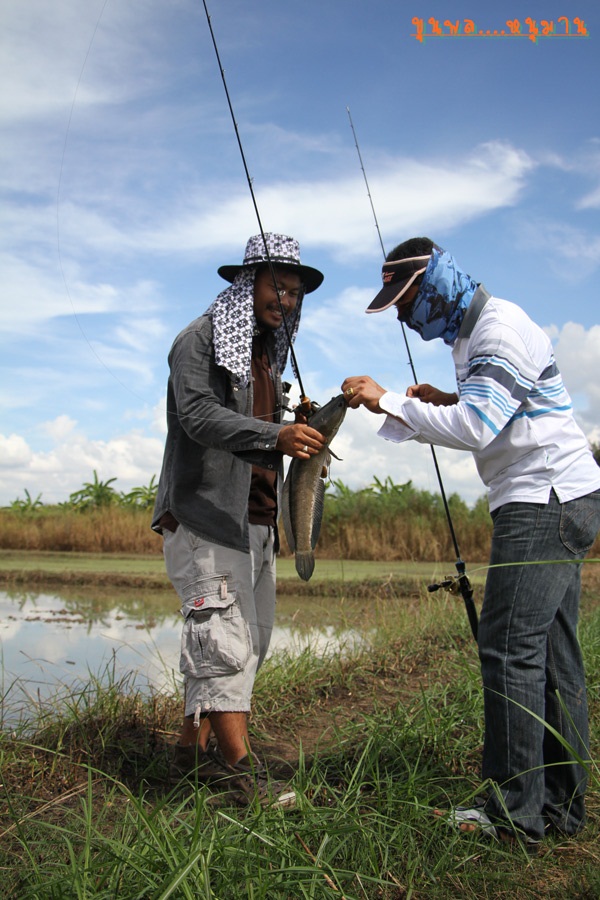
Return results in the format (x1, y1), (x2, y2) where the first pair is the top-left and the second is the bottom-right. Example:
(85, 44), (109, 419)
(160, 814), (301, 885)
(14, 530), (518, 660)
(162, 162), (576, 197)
(152, 315), (285, 552)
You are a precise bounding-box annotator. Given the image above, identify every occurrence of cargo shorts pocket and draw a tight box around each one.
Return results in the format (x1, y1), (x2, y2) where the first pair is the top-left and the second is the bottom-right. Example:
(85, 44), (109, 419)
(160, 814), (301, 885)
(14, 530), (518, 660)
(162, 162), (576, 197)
(180, 574), (251, 677)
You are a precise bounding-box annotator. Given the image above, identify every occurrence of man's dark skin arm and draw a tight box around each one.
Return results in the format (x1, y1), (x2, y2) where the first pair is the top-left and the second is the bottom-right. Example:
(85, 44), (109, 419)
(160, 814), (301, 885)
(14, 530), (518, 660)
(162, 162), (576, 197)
(340, 376), (457, 421)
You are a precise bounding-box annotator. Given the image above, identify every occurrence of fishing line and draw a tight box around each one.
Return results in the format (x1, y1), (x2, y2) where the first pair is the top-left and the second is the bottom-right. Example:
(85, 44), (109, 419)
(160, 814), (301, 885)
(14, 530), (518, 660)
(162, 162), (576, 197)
(55, 2), (286, 439)
(55, 7), (215, 440)
(201, 0), (312, 413)
(347, 107), (478, 641)
(55, 0), (152, 407)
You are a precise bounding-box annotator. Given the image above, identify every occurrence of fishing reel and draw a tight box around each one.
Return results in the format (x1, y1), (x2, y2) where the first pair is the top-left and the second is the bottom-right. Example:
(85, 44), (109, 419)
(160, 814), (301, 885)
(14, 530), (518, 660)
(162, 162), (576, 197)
(280, 384), (321, 419)
(298, 396), (321, 419)
(287, 396), (321, 420)
(427, 574), (471, 597)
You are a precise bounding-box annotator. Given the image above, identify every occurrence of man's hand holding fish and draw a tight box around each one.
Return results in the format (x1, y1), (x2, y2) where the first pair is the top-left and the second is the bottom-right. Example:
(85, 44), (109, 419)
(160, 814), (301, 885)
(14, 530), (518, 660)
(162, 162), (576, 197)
(342, 375), (408, 425)
(276, 422), (326, 459)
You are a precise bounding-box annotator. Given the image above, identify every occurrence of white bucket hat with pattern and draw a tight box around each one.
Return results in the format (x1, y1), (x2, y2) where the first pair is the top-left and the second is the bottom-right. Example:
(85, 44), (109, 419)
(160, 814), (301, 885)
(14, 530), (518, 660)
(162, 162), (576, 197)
(218, 233), (324, 293)
(205, 233), (322, 386)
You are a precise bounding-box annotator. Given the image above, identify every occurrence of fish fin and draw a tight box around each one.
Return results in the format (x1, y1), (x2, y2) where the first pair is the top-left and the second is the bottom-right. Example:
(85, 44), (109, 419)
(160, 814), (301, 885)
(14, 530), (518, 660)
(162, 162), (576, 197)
(310, 477), (326, 550)
(281, 463), (296, 552)
(295, 551), (315, 581)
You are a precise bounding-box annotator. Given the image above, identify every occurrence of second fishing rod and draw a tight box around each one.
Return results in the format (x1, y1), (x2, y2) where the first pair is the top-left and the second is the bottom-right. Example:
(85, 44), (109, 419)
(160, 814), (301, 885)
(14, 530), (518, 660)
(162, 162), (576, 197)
(347, 107), (479, 642)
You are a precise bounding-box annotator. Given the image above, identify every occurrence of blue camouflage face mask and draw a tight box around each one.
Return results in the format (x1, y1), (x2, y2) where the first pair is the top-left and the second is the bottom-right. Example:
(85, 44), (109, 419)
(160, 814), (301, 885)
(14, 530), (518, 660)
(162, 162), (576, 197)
(404, 248), (478, 345)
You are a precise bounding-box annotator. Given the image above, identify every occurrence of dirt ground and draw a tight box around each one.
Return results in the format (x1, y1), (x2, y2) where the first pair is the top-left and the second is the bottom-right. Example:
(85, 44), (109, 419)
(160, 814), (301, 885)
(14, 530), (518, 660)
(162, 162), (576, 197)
(240, 632), (473, 778)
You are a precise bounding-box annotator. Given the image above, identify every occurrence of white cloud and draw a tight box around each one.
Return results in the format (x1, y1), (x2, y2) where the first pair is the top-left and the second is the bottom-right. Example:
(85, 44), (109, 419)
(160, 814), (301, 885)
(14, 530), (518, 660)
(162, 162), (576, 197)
(553, 322), (600, 382)
(551, 322), (600, 434)
(568, 141), (600, 211)
(5, 138), (531, 268)
(534, 140), (600, 213)
(0, 396), (484, 509)
(0, 434), (33, 469)
(151, 397), (168, 437)
(0, 428), (164, 506)
(587, 426), (600, 447)
(578, 186), (600, 210)
(295, 284), (458, 407)
(117, 140), (534, 262)
(0, 251), (129, 335)
(2, 316), (597, 510)
(517, 219), (600, 273)
(323, 403), (483, 505)
(0, 0), (188, 124)
(39, 415), (77, 442)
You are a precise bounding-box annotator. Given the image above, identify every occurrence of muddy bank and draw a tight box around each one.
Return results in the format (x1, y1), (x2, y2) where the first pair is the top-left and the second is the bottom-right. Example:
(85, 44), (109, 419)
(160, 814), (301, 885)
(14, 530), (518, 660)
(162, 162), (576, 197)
(0, 566), (424, 599)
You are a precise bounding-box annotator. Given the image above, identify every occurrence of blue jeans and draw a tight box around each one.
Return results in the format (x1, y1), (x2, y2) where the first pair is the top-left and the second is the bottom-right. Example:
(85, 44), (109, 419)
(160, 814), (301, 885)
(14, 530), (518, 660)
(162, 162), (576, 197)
(479, 489), (600, 840)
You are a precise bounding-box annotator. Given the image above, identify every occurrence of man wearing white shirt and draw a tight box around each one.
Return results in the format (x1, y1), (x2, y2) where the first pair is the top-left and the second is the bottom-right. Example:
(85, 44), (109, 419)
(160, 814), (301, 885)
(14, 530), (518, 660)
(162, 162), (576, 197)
(342, 236), (600, 845)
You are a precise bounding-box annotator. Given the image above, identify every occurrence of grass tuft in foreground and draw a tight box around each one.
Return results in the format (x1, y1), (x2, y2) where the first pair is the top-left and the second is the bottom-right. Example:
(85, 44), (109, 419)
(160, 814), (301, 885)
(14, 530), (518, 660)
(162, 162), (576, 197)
(1, 592), (600, 898)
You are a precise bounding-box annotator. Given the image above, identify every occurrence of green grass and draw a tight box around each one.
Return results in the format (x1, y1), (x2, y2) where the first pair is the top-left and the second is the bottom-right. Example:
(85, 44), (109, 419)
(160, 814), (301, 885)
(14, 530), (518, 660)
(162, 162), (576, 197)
(0, 548), (168, 577)
(1, 588), (600, 898)
(0, 549), (488, 592)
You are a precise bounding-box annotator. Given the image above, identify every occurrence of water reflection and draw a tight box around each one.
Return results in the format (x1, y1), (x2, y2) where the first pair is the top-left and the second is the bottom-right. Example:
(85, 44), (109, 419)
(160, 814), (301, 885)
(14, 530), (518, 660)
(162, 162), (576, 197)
(0, 587), (368, 720)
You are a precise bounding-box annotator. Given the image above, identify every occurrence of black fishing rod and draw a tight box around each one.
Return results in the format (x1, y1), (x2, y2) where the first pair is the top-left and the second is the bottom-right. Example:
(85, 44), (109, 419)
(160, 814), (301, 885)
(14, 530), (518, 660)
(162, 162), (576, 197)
(347, 107), (478, 642)
(202, 0), (313, 415)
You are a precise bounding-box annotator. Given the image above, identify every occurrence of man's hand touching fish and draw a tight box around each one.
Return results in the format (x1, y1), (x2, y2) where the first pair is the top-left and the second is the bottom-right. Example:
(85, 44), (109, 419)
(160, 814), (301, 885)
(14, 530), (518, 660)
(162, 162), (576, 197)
(342, 376), (458, 417)
(341, 375), (408, 424)
(276, 422), (326, 459)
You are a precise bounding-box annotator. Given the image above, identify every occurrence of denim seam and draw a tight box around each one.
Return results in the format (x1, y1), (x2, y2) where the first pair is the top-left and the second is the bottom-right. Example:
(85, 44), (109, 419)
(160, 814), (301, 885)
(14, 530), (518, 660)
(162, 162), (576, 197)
(495, 502), (545, 777)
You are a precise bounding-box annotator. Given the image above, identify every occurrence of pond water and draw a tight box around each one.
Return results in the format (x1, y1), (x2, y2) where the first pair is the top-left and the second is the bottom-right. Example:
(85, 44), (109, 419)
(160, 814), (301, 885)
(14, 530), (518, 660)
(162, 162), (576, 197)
(0, 586), (372, 724)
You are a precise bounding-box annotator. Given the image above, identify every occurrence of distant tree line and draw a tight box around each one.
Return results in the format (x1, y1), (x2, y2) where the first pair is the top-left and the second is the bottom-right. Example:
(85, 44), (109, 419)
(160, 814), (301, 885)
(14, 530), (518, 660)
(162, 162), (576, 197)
(7, 470), (158, 513)
(6, 440), (600, 515)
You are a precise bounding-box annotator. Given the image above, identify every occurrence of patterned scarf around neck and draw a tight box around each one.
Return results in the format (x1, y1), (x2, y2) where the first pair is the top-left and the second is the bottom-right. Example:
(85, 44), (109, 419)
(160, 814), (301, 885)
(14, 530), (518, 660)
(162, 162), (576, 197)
(204, 268), (303, 386)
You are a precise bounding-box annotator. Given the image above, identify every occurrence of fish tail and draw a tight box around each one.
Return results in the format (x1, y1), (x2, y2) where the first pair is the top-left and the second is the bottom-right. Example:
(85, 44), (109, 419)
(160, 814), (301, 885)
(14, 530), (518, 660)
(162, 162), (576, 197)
(295, 551), (315, 582)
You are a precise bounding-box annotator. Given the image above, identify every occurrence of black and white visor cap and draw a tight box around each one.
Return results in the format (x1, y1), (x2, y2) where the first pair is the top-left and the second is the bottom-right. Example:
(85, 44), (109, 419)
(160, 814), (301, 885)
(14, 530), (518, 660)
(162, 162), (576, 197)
(366, 255), (431, 313)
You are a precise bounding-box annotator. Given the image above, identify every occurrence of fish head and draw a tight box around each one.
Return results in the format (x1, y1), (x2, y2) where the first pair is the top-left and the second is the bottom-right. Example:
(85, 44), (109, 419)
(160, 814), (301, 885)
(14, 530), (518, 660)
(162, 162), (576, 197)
(310, 393), (347, 443)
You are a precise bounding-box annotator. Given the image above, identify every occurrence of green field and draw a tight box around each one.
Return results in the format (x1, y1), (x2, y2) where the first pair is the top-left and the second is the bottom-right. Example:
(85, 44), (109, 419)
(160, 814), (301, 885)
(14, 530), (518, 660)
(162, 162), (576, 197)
(0, 548), (488, 589)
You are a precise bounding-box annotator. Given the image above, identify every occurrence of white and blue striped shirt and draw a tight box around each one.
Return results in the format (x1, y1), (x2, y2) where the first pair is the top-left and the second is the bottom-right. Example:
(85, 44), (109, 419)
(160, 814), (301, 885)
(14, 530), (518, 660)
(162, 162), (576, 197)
(378, 297), (600, 511)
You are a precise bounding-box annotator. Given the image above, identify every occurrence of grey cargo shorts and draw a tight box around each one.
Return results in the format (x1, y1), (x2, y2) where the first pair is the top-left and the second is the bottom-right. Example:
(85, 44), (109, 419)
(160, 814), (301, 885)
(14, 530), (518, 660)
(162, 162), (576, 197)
(162, 523), (276, 719)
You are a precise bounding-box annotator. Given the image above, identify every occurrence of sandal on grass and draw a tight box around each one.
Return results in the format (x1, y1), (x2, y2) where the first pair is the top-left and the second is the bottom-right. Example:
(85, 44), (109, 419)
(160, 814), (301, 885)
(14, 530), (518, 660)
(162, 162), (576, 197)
(434, 805), (541, 853)
(434, 804), (498, 839)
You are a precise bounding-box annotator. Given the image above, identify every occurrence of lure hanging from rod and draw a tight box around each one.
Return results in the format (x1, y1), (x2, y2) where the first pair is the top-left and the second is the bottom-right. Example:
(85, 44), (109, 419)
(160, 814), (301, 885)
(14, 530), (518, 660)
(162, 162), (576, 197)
(347, 106), (478, 642)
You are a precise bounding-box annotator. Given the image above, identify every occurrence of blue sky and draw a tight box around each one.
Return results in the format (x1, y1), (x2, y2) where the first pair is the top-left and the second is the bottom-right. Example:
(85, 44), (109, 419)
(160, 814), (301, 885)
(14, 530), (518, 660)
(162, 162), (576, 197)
(2, 0), (599, 507)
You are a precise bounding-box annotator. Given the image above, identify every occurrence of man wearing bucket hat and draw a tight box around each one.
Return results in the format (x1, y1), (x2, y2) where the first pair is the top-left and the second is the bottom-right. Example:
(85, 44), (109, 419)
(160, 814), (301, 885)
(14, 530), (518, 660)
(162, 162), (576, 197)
(342, 237), (600, 845)
(153, 233), (326, 808)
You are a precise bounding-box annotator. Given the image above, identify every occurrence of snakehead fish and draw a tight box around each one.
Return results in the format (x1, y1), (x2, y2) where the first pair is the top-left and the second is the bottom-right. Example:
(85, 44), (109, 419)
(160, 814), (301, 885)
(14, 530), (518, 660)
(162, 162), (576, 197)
(281, 393), (347, 581)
